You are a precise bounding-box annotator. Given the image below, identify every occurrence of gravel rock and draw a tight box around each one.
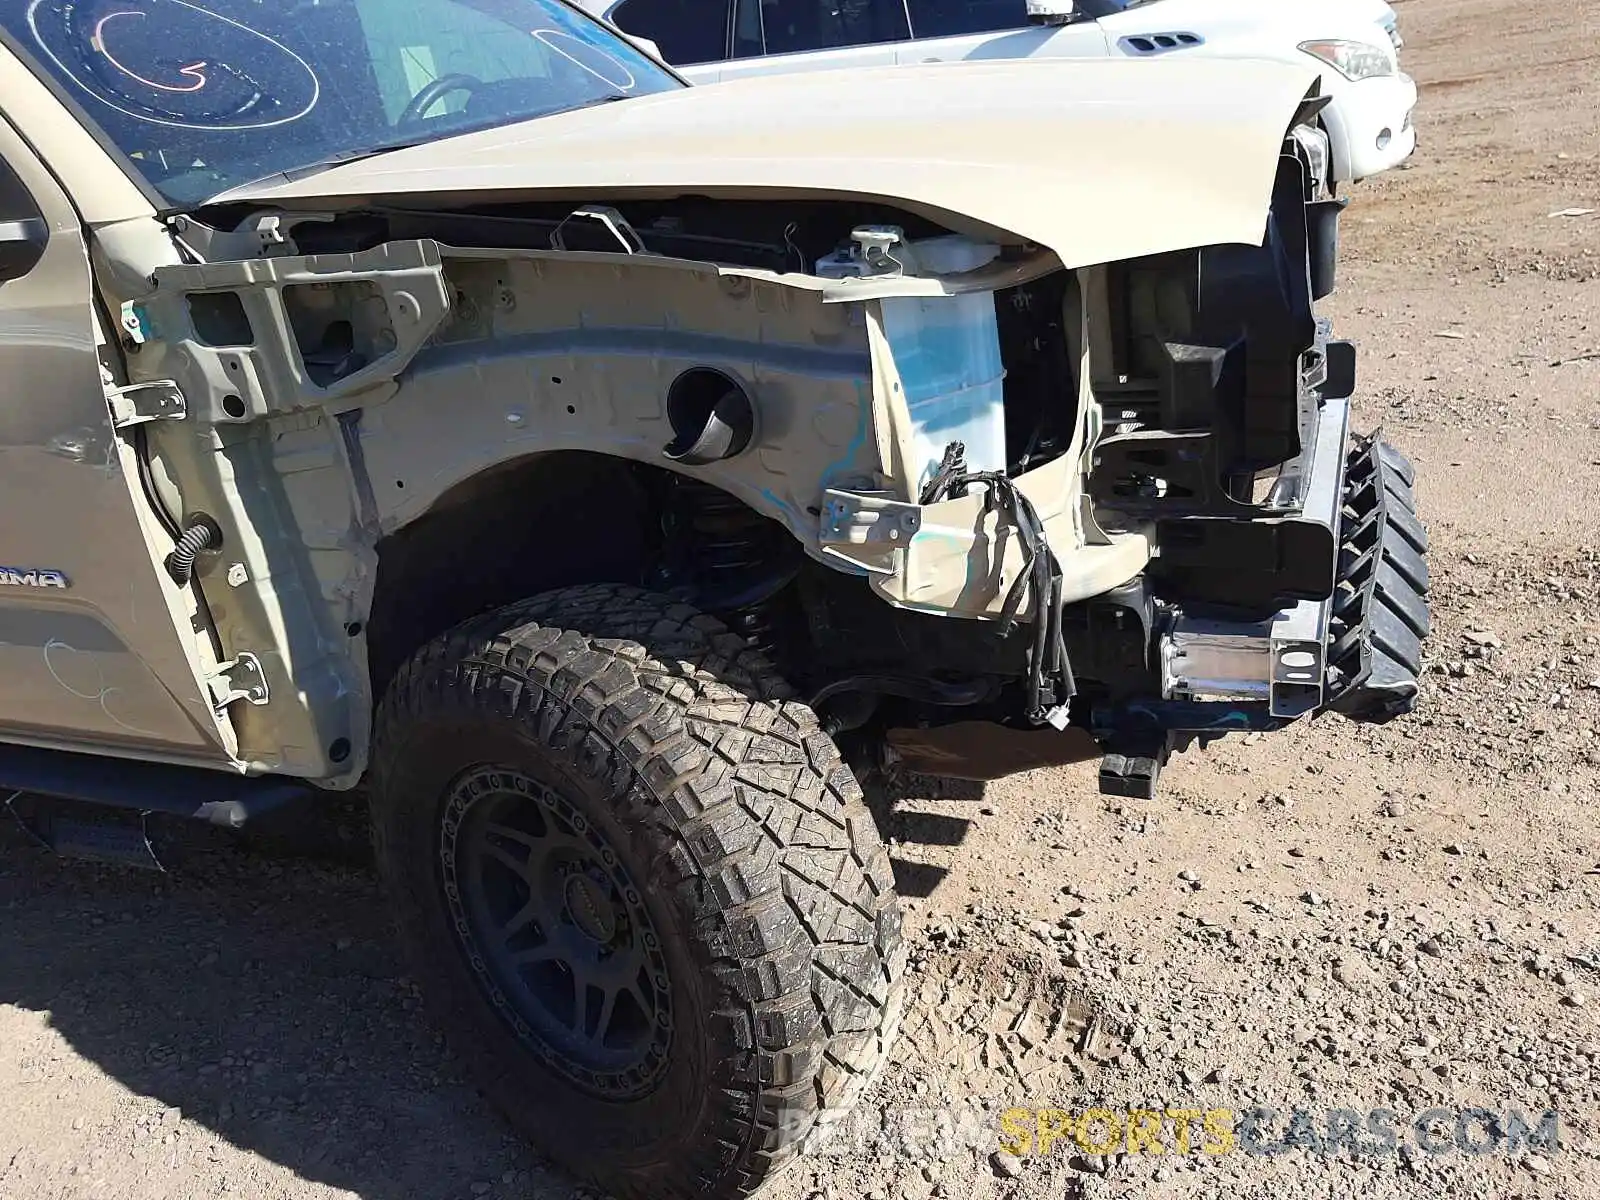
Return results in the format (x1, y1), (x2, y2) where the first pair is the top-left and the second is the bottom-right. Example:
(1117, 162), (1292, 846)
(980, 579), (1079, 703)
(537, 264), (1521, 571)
(989, 1151), (1024, 1179)
(1334, 956), (1376, 987)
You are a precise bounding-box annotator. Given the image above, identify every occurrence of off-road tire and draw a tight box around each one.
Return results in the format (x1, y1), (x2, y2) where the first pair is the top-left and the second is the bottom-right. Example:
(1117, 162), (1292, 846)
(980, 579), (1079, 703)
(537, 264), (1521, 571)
(370, 584), (904, 1199)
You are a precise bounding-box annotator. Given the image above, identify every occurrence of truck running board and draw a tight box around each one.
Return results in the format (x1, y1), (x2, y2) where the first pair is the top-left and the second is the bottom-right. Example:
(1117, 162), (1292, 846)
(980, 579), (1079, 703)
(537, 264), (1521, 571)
(0, 743), (309, 829)
(2, 745), (312, 869)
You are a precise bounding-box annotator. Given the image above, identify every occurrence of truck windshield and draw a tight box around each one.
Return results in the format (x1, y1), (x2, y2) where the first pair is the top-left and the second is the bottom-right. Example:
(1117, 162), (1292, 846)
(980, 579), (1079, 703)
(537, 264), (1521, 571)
(7, 0), (681, 206)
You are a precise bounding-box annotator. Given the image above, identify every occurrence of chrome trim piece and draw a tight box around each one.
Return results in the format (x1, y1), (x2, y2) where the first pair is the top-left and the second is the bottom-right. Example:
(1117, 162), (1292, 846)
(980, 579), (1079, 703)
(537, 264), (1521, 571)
(1162, 617), (1273, 702)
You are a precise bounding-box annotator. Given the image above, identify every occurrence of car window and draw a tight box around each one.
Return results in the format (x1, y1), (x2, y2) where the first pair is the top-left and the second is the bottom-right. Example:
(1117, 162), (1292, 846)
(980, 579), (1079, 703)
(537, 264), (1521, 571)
(905, 0), (1025, 37)
(610, 0), (731, 64)
(6, 0), (680, 206)
(736, 0), (911, 57)
(358, 0), (561, 122)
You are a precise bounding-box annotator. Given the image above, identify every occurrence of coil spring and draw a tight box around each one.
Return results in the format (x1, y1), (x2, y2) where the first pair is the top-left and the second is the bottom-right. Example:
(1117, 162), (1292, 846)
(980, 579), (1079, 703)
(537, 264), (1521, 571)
(669, 480), (796, 659)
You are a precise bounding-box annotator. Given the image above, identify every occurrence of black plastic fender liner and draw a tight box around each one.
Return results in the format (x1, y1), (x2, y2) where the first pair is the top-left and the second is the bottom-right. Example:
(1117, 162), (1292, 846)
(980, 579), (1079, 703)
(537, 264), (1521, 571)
(1326, 434), (1430, 720)
(1306, 197), (1345, 301)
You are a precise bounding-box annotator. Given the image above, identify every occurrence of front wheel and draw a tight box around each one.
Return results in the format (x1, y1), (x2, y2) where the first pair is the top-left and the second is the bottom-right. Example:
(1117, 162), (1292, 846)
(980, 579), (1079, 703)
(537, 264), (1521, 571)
(370, 585), (903, 1199)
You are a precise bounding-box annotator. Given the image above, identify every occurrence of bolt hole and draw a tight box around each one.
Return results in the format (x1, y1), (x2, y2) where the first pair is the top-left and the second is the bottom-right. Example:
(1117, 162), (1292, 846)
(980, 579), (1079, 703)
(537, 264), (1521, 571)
(221, 394), (246, 418)
(566, 404), (576, 415)
(551, 376), (563, 385)
(345, 621), (363, 636)
(395, 480), (405, 489)
(328, 737), (351, 763)
(226, 361), (239, 372)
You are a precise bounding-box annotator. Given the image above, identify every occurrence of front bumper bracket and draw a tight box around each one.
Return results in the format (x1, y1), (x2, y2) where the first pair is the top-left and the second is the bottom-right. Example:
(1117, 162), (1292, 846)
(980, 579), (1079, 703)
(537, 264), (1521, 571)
(1097, 419), (1429, 797)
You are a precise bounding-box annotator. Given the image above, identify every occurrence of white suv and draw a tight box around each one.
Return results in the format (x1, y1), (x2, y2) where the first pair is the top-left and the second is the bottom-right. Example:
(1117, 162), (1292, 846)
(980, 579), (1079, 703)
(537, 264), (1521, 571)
(584, 0), (1417, 188)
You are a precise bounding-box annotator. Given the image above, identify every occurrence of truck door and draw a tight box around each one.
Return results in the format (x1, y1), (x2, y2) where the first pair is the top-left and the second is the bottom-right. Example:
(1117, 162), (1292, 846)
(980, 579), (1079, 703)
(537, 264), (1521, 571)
(0, 114), (227, 759)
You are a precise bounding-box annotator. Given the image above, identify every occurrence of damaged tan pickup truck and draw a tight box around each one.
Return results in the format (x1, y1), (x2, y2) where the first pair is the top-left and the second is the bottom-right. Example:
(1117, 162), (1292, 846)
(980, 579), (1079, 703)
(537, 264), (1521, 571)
(0, 2), (1428, 1196)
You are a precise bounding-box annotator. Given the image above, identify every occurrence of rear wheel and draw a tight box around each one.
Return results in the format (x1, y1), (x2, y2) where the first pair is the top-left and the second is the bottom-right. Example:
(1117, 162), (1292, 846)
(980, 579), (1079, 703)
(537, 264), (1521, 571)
(371, 584), (903, 1198)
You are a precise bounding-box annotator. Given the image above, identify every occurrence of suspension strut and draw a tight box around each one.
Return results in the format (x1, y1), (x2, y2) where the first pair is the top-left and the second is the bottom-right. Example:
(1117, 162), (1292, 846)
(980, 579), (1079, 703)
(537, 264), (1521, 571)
(663, 478), (801, 659)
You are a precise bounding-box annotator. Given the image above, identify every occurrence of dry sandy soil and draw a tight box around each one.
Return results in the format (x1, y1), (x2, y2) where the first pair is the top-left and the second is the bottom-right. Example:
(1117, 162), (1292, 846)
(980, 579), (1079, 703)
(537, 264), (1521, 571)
(3, 2), (1598, 1198)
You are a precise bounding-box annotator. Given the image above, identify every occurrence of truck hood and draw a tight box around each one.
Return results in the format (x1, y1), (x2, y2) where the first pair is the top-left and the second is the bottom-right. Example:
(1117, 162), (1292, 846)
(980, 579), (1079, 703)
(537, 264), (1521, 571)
(216, 57), (1319, 271)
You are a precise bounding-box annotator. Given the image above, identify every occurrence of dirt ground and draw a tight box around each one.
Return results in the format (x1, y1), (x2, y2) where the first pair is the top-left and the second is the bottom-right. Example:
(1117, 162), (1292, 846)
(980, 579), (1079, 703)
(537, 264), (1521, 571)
(3, 1), (1598, 1197)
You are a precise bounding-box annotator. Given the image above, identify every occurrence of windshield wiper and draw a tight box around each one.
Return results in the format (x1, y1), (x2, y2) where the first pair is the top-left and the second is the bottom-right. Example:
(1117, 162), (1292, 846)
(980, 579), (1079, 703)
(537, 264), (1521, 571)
(278, 138), (433, 183)
(568, 93), (631, 112)
(201, 137), (433, 205)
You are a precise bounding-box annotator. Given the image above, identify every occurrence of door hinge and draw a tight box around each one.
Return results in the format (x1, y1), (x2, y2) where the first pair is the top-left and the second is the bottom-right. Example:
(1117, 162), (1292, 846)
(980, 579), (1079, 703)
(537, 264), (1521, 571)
(109, 379), (186, 427)
(207, 652), (269, 708)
